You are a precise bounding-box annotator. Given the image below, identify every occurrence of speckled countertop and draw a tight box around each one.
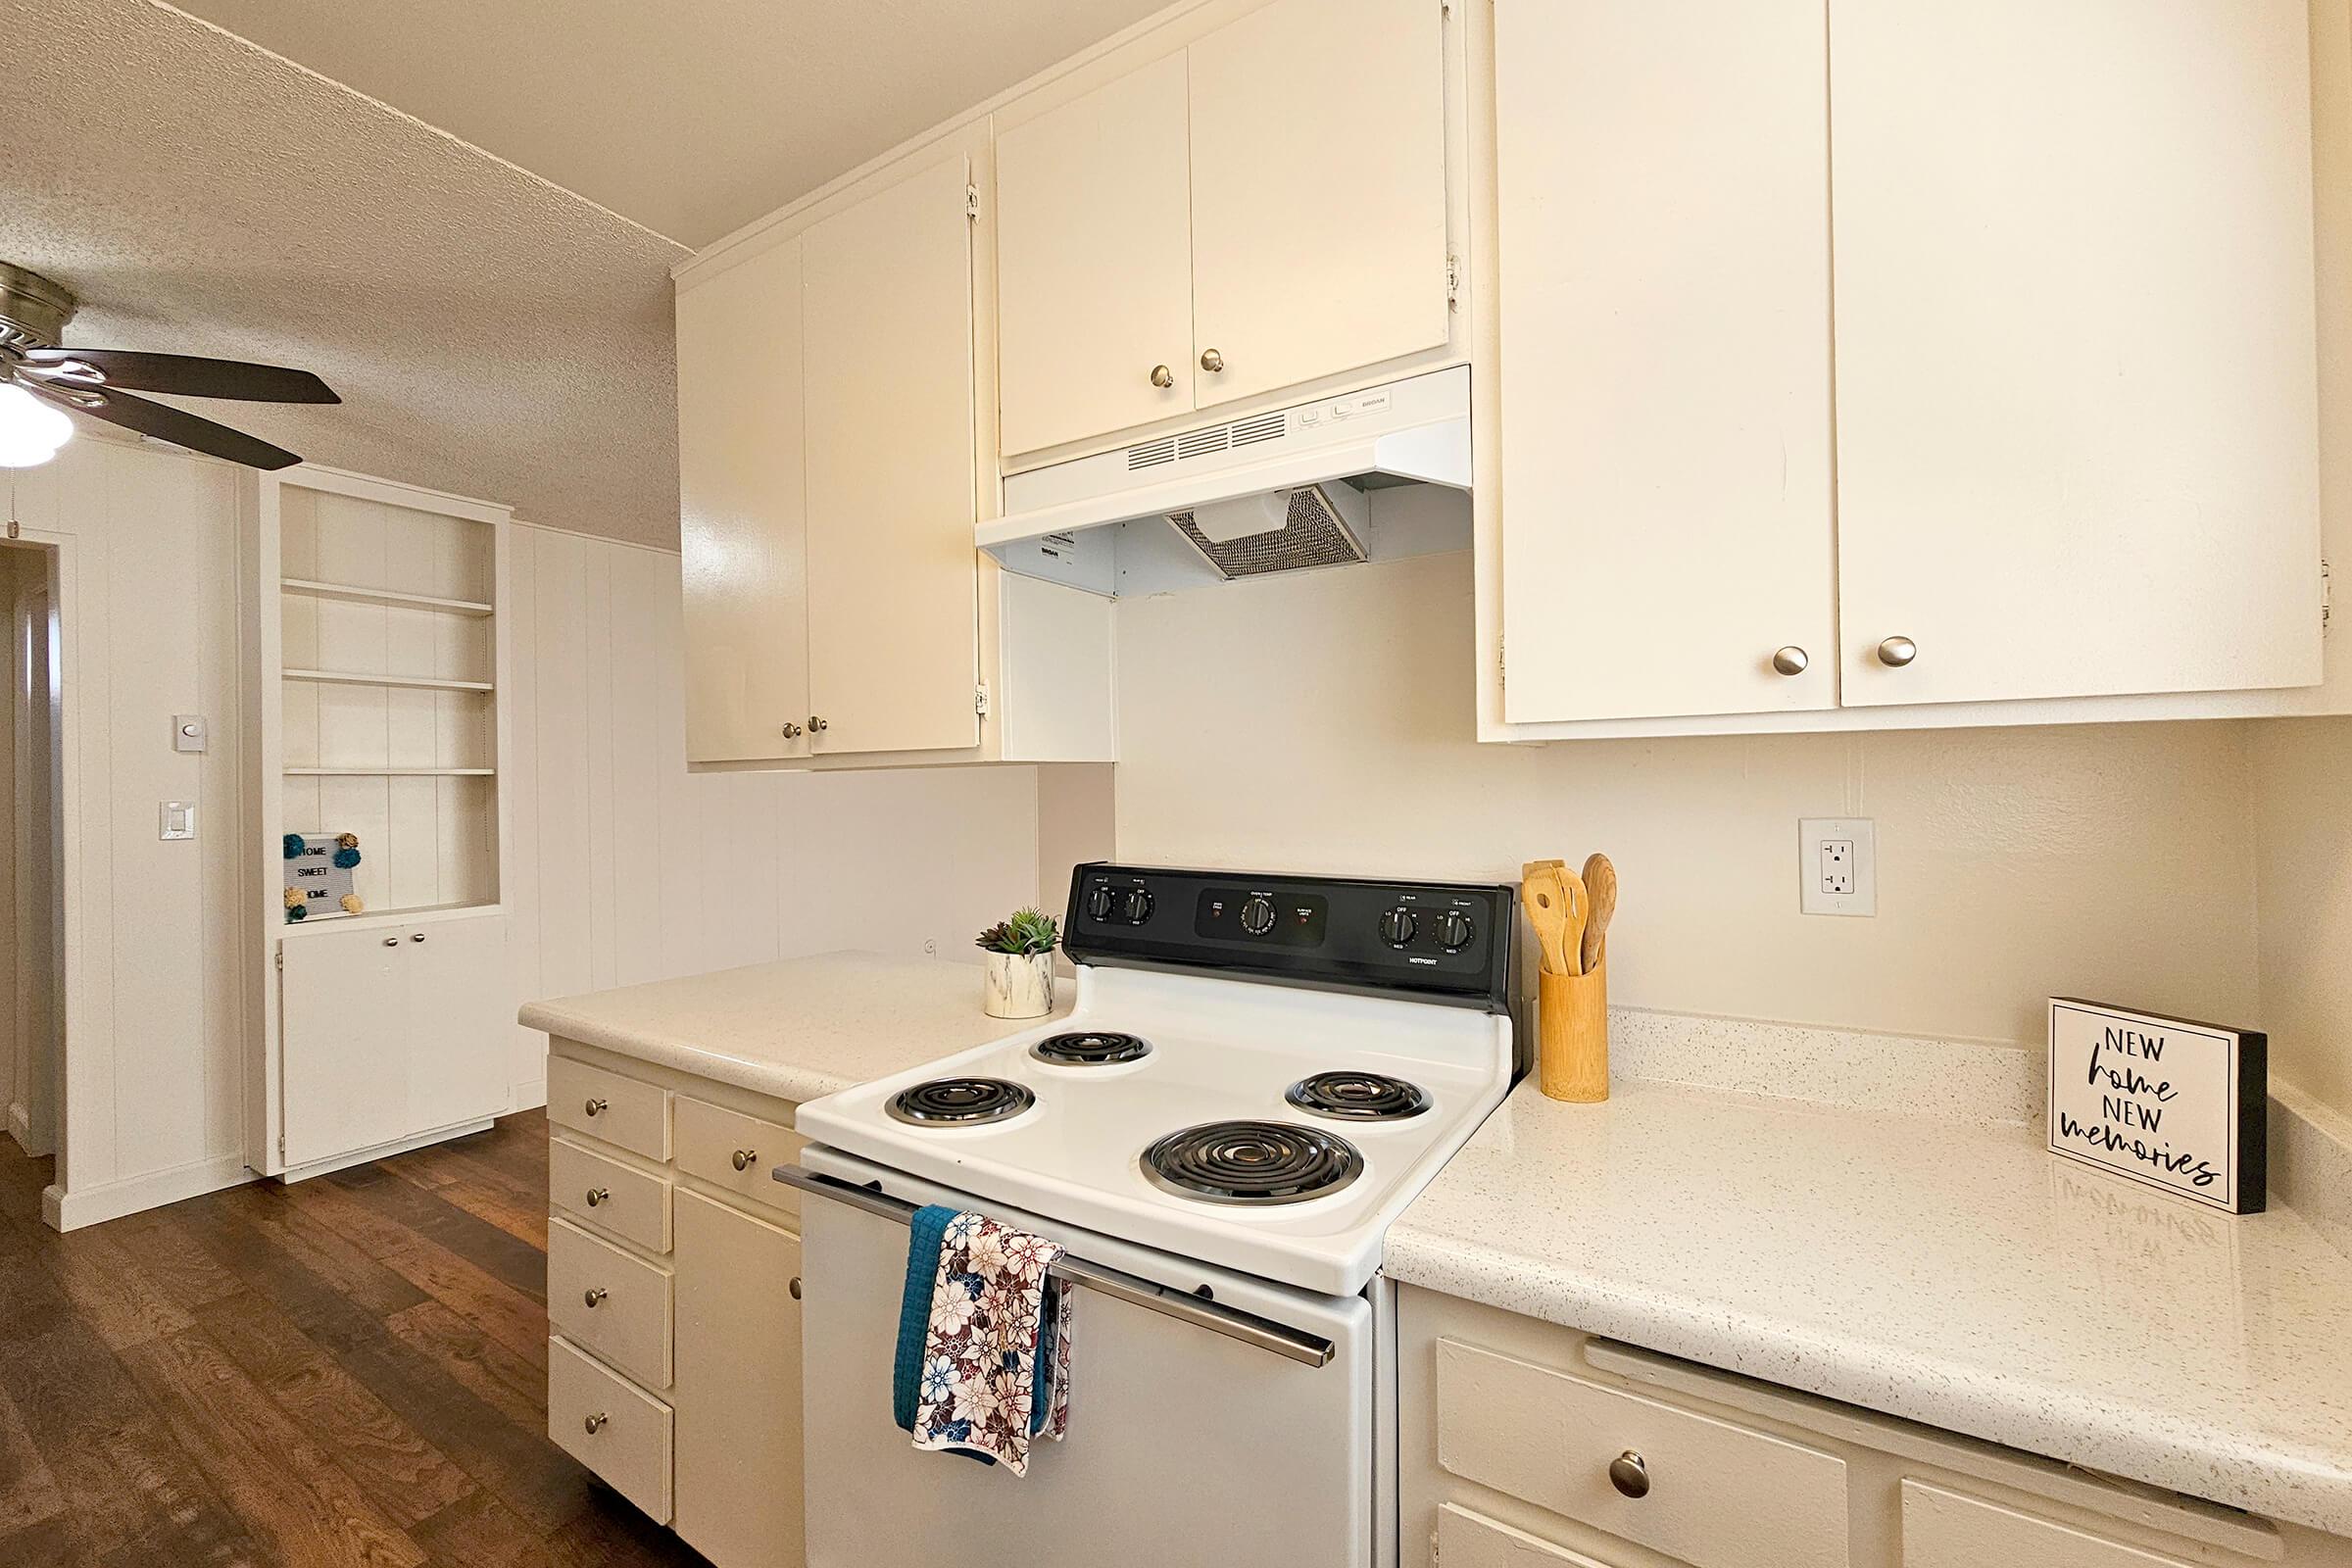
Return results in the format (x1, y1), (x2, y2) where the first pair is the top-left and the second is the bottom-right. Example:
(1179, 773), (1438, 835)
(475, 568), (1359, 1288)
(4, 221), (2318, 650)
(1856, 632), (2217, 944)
(519, 951), (1070, 1104)
(1387, 1075), (2352, 1536)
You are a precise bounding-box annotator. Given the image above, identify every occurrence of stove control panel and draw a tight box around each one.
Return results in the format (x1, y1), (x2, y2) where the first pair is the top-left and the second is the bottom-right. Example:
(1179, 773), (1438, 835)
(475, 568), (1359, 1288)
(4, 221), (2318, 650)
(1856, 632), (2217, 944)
(1064, 863), (1513, 1010)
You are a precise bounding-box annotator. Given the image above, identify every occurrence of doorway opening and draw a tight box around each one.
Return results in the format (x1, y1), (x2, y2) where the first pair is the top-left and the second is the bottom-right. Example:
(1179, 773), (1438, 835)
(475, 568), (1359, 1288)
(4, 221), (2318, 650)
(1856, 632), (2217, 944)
(0, 539), (62, 1165)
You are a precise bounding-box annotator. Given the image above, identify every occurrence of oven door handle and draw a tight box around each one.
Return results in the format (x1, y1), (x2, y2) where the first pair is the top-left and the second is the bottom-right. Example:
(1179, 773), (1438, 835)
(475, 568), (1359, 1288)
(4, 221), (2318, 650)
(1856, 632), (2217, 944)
(773, 1165), (1339, 1368)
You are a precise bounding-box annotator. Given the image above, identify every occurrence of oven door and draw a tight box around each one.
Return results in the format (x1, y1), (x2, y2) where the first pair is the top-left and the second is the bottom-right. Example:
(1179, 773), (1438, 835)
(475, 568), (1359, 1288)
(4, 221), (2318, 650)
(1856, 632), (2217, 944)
(795, 1147), (1374, 1568)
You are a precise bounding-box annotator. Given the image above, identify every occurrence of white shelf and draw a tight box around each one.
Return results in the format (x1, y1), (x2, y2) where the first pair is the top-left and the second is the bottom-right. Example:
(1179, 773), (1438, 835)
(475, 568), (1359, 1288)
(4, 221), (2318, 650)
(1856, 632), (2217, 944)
(282, 668), (495, 693)
(283, 766), (496, 777)
(281, 577), (494, 615)
(276, 902), (505, 939)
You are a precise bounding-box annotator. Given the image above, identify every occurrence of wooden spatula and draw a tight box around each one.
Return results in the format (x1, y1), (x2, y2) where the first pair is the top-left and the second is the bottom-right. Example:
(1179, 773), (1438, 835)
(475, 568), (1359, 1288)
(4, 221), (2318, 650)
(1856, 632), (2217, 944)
(1519, 860), (1585, 975)
(1580, 853), (1618, 974)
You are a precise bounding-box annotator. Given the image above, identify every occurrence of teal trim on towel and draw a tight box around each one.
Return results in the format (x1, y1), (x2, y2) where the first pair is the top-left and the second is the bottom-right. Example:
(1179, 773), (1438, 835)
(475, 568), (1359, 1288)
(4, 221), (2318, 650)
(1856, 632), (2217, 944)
(892, 1203), (957, 1434)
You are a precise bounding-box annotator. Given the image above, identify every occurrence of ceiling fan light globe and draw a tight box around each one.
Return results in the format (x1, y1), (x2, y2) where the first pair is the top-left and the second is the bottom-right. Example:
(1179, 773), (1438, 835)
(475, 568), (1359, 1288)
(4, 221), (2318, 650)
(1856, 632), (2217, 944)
(0, 433), (60, 468)
(0, 384), (73, 455)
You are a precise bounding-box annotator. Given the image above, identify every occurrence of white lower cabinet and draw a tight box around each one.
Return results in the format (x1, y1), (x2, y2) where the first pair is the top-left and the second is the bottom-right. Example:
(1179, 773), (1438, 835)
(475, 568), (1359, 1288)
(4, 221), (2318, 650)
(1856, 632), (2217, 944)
(544, 1043), (806, 1568)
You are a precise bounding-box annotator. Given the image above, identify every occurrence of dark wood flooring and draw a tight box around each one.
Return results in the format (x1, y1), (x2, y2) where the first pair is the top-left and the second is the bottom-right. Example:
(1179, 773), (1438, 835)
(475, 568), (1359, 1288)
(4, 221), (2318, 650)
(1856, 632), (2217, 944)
(0, 1109), (710, 1567)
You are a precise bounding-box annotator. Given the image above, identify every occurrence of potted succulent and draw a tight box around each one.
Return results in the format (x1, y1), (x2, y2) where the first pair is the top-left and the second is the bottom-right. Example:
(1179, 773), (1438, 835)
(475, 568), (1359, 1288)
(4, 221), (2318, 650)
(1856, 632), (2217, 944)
(975, 906), (1059, 1019)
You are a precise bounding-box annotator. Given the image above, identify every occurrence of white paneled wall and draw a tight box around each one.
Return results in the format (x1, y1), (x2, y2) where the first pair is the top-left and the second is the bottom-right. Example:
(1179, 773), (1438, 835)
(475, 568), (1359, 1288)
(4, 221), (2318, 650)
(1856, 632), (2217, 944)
(502, 523), (1044, 1108)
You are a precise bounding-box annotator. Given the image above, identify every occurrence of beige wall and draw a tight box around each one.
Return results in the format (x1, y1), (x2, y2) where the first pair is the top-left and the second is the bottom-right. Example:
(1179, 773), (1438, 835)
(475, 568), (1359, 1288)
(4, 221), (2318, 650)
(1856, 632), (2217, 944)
(1113, 551), (2265, 1050)
(2253, 717), (2352, 1115)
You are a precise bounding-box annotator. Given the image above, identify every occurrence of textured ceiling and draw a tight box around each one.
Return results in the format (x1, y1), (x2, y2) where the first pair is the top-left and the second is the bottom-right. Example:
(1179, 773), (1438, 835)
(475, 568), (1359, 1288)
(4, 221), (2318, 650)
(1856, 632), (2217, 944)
(0, 0), (689, 546)
(163, 0), (1175, 249)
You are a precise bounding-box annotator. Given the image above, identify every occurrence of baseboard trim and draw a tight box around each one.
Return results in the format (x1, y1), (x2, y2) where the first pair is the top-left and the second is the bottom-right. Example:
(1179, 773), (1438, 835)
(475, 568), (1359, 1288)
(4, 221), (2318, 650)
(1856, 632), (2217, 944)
(48, 1152), (254, 1232)
(277, 1118), (498, 1184)
(510, 1078), (547, 1114)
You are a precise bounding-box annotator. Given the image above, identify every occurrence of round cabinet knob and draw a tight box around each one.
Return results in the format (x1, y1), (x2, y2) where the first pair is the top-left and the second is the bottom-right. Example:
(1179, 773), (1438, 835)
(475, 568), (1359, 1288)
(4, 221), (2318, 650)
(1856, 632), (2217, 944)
(782, 722), (803, 738)
(410, 933), (425, 943)
(585, 1187), (609, 1207)
(1379, 906), (1418, 948)
(583, 1287), (608, 1308)
(1876, 635), (1918, 668)
(1200, 348), (1225, 373)
(1120, 888), (1155, 925)
(1438, 910), (1474, 951)
(1086, 885), (1118, 921)
(1239, 895), (1276, 936)
(731, 1148), (758, 1172)
(1771, 646), (1809, 676)
(788, 1277), (804, 1301)
(1608, 1449), (1651, 1499)
(808, 714), (828, 733)
(584, 1098), (608, 1118)
(583, 1412), (609, 1435)
(1150, 364), (1175, 389)
(382, 936), (400, 948)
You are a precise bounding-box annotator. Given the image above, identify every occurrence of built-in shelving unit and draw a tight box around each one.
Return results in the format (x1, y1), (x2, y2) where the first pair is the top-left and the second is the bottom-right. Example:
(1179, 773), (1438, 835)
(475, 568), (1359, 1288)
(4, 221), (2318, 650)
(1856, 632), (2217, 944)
(283, 766), (498, 777)
(280, 577), (495, 615)
(281, 668), (498, 693)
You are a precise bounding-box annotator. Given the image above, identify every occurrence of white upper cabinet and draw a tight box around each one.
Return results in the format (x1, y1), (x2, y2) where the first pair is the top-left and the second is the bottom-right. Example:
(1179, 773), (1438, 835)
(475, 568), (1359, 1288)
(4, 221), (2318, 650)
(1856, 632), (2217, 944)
(803, 153), (983, 757)
(994, 0), (1451, 459)
(676, 237), (808, 763)
(1494, 0), (1836, 724)
(996, 52), (1196, 457)
(1830, 0), (2322, 709)
(1186, 0), (1450, 411)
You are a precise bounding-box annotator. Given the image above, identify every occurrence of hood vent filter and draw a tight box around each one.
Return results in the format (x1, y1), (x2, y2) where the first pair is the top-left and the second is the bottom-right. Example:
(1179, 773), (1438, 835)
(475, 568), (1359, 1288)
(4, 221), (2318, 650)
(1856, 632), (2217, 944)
(1167, 483), (1368, 579)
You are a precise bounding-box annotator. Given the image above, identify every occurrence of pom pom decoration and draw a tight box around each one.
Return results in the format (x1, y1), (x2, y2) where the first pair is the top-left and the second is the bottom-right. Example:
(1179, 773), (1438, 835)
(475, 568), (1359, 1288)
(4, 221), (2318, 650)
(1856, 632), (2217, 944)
(340, 894), (366, 914)
(285, 902), (308, 923)
(332, 847), (362, 869)
(283, 833), (306, 859)
(284, 887), (307, 908)
(336, 833), (360, 851)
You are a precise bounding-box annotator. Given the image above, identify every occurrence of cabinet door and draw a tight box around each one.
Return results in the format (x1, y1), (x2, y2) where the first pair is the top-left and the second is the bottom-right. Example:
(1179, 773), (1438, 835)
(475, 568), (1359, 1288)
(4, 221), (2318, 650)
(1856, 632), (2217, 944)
(1186, 0), (1449, 408)
(1900, 1481), (2199, 1568)
(803, 155), (982, 756)
(672, 1192), (803, 1568)
(997, 52), (1196, 457)
(676, 238), (810, 762)
(399, 915), (510, 1137)
(279, 925), (403, 1167)
(1494, 0), (1836, 723)
(1831, 0), (2322, 708)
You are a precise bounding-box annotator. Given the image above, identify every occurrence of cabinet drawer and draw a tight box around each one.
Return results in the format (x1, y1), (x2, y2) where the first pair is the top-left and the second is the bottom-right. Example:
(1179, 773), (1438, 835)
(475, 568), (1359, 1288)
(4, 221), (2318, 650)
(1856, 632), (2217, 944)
(674, 1097), (807, 1220)
(1900, 1481), (2199, 1568)
(549, 1335), (671, 1524)
(548, 1055), (670, 1160)
(1436, 1502), (1620, 1567)
(550, 1136), (672, 1254)
(1435, 1338), (1847, 1568)
(548, 1217), (672, 1390)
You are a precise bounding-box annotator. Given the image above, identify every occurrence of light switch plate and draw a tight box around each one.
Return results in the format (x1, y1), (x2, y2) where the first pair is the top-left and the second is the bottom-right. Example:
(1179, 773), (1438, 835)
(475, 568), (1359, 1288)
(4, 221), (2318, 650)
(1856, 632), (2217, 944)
(1799, 817), (1876, 916)
(173, 714), (208, 754)
(159, 801), (197, 841)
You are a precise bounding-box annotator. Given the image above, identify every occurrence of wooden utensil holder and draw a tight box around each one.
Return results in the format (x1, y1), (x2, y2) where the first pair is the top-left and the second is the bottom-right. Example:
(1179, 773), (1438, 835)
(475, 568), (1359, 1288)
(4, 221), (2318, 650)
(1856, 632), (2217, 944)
(1538, 959), (1609, 1102)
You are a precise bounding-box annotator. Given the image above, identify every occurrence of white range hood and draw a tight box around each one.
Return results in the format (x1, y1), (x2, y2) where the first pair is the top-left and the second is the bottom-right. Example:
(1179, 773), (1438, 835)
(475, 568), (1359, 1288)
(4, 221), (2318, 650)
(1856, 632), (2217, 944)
(982, 366), (1470, 598)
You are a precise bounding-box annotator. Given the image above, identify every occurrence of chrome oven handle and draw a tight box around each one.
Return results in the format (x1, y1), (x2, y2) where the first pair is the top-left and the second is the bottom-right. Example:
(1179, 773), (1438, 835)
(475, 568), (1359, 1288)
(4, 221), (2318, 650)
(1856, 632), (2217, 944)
(771, 1164), (1338, 1369)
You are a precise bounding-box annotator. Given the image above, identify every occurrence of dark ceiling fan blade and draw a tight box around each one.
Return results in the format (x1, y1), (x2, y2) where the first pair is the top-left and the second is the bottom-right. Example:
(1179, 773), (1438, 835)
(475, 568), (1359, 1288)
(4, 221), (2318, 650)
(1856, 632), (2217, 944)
(19, 348), (339, 404)
(26, 380), (302, 469)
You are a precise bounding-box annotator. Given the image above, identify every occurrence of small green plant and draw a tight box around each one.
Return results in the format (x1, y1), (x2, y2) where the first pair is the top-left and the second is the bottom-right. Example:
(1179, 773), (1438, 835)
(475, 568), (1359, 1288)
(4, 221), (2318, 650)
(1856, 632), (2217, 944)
(975, 906), (1059, 957)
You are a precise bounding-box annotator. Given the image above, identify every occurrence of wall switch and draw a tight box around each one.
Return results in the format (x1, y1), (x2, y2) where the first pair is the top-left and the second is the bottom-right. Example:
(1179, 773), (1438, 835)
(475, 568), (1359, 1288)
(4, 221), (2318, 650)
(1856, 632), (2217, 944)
(172, 714), (208, 754)
(160, 801), (197, 841)
(1799, 817), (1875, 916)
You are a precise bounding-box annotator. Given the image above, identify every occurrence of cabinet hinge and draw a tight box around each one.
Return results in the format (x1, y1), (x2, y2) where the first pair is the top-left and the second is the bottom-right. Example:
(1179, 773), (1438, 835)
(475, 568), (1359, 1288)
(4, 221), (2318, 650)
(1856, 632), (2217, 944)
(964, 183), (980, 220)
(975, 682), (991, 717)
(4, 519), (18, 541)
(1446, 254), (1461, 309)
(1496, 635), (1505, 689)
(273, 948), (283, 972)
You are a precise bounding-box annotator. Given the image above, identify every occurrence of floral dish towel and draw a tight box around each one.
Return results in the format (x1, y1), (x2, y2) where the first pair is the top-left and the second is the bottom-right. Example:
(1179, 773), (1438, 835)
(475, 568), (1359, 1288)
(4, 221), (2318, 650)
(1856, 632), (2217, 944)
(892, 1205), (1074, 1475)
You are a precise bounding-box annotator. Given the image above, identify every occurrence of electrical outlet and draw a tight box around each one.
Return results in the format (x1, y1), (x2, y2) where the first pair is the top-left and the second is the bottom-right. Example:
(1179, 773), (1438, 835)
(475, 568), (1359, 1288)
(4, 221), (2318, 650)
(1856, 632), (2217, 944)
(1800, 818), (1876, 916)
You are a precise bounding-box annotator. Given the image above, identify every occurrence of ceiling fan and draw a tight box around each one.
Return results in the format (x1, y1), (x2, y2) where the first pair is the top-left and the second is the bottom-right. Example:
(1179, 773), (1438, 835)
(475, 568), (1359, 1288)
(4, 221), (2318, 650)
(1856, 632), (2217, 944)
(0, 260), (338, 471)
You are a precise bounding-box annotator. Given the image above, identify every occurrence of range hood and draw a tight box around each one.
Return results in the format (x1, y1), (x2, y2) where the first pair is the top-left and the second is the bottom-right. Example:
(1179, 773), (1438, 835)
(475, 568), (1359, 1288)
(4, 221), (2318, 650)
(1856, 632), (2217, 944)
(981, 366), (1470, 598)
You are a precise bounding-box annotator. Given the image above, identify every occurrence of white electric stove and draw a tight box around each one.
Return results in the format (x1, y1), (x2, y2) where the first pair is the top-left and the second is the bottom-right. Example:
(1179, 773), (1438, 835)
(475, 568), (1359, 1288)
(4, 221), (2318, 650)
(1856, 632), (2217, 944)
(784, 863), (1517, 1568)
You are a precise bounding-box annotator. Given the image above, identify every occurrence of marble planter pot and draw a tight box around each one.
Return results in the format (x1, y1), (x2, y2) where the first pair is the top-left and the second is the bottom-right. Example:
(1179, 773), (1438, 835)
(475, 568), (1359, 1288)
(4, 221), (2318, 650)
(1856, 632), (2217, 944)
(982, 951), (1054, 1019)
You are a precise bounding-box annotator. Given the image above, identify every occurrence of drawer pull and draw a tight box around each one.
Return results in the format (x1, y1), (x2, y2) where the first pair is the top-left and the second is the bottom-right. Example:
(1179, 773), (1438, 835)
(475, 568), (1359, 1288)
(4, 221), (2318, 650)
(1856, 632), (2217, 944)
(731, 1148), (758, 1172)
(584, 1411), (608, 1435)
(789, 1276), (803, 1301)
(1608, 1449), (1651, 1499)
(584, 1097), (608, 1117)
(585, 1186), (609, 1207)
(584, 1287), (608, 1308)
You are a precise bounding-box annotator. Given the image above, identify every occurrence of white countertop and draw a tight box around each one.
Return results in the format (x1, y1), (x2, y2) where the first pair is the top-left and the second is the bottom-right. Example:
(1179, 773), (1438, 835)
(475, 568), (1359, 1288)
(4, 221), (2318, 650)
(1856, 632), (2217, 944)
(1387, 1075), (2352, 1536)
(519, 951), (1070, 1105)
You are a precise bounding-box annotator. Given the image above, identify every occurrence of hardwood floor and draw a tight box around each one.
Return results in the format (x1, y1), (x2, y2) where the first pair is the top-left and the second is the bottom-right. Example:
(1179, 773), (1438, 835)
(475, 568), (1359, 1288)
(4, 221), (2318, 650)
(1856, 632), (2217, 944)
(0, 1111), (710, 1567)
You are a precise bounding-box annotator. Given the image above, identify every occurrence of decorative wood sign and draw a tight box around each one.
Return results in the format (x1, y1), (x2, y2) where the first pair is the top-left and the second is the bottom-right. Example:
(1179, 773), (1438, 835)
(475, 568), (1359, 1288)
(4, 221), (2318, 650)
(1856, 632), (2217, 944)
(2047, 999), (2265, 1214)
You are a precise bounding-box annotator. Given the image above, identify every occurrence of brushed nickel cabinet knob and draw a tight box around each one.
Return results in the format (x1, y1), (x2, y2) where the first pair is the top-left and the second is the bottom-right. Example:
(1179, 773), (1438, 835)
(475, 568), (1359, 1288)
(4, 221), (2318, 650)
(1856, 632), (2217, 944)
(731, 1149), (758, 1172)
(789, 1277), (803, 1300)
(1150, 364), (1175, 388)
(583, 1287), (608, 1308)
(1200, 348), (1225, 373)
(782, 722), (803, 738)
(382, 936), (400, 948)
(583, 1412), (608, 1435)
(585, 1187), (609, 1207)
(1608, 1449), (1650, 1499)
(1771, 646), (1809, 676)
(808, 715), (828, 734)
(584, 1098), (607, 1117)
(1877, 635), (1918, 667)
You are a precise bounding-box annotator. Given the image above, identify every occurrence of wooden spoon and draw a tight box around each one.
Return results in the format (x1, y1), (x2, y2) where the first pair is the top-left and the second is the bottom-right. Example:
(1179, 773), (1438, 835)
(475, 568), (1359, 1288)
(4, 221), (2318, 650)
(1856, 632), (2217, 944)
(1580, 853), (1618, 974)
(1519, 860), (1586, 975)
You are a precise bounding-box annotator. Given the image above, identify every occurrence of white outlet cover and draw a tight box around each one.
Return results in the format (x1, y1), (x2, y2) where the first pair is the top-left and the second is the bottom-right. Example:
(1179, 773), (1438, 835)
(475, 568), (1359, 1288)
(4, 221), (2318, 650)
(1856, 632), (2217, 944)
(1800, 817), (1876, 916)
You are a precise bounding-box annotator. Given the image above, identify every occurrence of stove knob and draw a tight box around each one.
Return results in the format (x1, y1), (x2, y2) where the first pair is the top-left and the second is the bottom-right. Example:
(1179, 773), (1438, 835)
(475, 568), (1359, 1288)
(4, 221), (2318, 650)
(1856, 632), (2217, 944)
(1379, 906), (1418, 947)
(1439, 910), (1474, 951)
(1120, 888), (1155, 925)
(1240, 895), (1277, 935)
(1086, 885), (1118, 921)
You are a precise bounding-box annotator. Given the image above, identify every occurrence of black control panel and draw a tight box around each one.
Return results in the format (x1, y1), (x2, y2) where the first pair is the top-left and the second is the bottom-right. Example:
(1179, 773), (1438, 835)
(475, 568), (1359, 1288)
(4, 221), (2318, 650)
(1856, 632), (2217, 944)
(1062, 863), (1513, 1011)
